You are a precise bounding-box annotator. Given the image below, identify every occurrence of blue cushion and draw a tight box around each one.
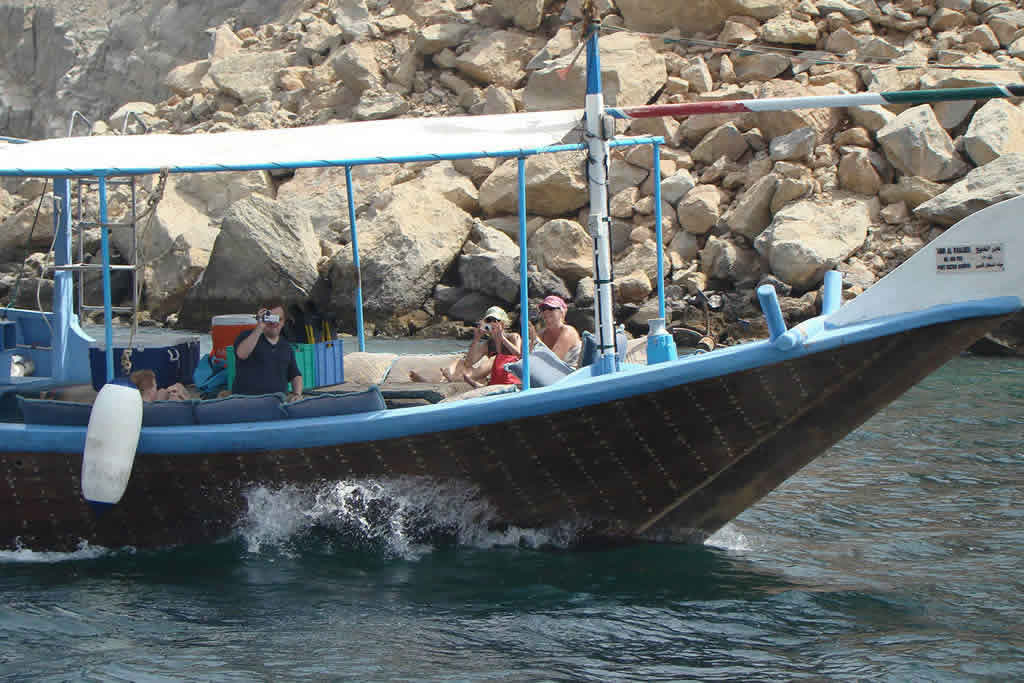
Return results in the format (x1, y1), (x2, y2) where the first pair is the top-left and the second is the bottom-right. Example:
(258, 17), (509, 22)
(142, 400), (197, 427)
(283, 388), (385, 419)
(17, 396), (93, 426)
(193, 393), (285, 425)
(504, 344), (574, 388)
(578, 329), (629, 368)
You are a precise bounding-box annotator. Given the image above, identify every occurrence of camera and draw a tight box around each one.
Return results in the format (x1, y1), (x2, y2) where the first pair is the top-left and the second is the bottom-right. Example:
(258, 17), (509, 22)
(261, 312), (281, 324)
(481, 323), (492, 333)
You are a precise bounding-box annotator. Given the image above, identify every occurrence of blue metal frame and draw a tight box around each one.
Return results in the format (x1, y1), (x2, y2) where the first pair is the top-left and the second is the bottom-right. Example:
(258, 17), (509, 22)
(653, 142), (665, 320)
(97, 176), (115, 382)
(517, 157), (531, 390)
(344, 166), (366, 352)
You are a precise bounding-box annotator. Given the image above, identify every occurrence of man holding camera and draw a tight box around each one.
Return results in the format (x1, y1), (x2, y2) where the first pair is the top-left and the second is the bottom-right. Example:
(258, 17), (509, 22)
(233, 299), (303, 400)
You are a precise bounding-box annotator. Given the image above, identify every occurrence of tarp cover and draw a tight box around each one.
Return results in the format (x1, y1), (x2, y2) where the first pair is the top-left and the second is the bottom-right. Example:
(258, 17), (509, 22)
(0, 110), (586, 177)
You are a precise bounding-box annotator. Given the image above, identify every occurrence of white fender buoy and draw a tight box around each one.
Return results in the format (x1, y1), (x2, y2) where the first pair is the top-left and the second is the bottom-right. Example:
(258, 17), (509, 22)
(82, 382), (143, 505)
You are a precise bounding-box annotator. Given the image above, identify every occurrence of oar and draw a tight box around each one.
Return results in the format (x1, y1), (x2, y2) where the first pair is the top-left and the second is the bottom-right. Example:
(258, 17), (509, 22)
(606, 84), (1024, 119)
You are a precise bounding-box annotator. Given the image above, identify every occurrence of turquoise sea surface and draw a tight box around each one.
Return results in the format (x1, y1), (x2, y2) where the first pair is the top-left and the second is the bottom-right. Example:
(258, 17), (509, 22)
(2, 347), (1022, 681)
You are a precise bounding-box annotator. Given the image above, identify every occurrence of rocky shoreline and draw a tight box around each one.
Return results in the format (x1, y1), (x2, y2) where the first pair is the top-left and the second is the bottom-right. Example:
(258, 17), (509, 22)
(1, 0), (1023, 352)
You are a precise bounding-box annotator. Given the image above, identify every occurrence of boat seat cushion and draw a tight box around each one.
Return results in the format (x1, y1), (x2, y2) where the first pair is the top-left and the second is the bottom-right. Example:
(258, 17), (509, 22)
(624, 336), (648, 364)
(194, 393), (285, 424)
(578, 329), (631, 368)
(383, 353), (464, 384)
(439, 384), (518, 402)
(283, 387), (385, 419)
(17, 396), (93, 426)
(142, 399), (198, 427)
(504, 343), (574, 388)
(341, 352), (397, 385)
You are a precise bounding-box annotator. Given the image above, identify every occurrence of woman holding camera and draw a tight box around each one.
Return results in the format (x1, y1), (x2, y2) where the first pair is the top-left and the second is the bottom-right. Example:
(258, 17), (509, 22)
(461, 306), (523, 388)
(233, 299), (303, 400)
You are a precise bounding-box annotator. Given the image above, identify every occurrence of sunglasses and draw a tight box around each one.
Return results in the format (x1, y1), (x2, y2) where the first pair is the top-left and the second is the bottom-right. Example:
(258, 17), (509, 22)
(539, 305), (557, 311)
(484, 317), (499, 323)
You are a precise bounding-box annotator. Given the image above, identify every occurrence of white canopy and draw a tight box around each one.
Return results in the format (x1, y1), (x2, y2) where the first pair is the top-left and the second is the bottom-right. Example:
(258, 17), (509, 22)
(0, 109), (586, 177)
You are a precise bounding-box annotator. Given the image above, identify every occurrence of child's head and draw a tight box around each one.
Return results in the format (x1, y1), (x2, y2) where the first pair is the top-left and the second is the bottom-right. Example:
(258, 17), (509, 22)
(130, 369), (158, 402)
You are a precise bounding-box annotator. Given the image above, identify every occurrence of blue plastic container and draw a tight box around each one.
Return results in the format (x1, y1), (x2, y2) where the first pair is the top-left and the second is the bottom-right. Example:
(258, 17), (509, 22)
(645, 318), (678, 365)
(89, 335), (200, 391)
(314, 339), (344, 387)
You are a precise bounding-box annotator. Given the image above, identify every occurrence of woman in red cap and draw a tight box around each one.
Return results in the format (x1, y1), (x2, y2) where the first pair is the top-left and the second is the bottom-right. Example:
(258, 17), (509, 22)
(538, 295), (581, 366)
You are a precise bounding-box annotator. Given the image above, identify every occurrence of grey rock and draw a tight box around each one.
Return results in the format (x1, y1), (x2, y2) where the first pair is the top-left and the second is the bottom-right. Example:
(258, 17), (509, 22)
(914, 153), (1024, 225)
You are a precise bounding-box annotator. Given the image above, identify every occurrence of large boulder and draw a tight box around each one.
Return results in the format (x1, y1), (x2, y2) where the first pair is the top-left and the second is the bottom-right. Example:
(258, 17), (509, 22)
(208, 50), (292, 105)
(677, 184), (725, 235)
(479, 152), (588, 217)
(492, 0), (549, 31)
(914, 154), (1024, 226)
(756, 80), (845, 140)
(458, 223), (521, 303)
(615, 0), (780, 33)
(134, 178), (218, 318)
(527, 219), (593, 286)
(755, 195), (877, 291)
(325, 184), (475, 325)
(727, 174), (779, 240)
(455, 30), (540, 89)
(276, 165), (399, 243)
(0, 196), (55, 258)
(701, 235), (762, 283)
(876, 105), (967, 181)
(180, 194), (320, 328)
(963, 99), (1024, 166)
(172, 170), (275, 224)
(330, 41), (383, 94)
(692, 123), (749, 164)
(524, 32), (666, 111)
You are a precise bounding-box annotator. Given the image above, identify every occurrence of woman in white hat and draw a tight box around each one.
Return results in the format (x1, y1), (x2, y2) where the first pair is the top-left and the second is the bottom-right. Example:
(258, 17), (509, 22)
(460, 306), (523, 387)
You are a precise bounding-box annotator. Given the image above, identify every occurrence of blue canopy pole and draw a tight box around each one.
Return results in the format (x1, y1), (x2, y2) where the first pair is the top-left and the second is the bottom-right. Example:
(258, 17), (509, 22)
(98, 175), (114, 383)
(344, 166), (366, 352)
(653, 142), (666, 320)
(584, 25), (617, 376)
(51, 179), (73, 382)
(517, 156), (530, 391)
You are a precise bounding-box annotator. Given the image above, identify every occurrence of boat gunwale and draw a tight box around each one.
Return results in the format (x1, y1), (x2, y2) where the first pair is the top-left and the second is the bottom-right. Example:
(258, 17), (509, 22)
(1, 296), (1016, 456)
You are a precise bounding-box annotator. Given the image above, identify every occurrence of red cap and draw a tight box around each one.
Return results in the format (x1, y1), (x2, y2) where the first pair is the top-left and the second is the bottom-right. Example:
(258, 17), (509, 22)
(540, 295), (567, 313)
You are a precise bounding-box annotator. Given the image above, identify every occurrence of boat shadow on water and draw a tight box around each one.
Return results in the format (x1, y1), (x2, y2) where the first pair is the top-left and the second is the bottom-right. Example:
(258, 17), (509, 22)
(0, 533), (804, 610)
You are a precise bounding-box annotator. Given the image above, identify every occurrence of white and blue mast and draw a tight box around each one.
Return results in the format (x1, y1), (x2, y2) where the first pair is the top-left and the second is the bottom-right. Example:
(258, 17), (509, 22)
(583, 9), (618, 375)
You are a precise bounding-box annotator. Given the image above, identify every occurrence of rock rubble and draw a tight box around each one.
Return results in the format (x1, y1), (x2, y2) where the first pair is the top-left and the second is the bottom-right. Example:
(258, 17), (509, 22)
(1, 0), (1023, 351)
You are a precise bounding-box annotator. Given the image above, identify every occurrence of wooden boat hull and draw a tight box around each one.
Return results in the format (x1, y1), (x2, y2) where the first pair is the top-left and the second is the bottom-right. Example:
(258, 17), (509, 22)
(0, 314), (1004, 551)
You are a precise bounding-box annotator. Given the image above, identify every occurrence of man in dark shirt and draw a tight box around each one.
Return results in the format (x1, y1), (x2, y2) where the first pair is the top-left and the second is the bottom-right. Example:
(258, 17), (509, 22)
(233, 300), (303, 400)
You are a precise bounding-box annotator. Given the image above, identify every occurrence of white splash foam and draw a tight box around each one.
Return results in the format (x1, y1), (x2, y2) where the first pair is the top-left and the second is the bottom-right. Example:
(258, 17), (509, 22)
(0, 539), (113, 563)
(238, 477), (578, 559)
(704, 523), (752, 552)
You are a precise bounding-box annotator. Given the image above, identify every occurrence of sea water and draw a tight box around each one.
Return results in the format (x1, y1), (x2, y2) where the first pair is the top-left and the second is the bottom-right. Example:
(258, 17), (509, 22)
(1, 350), (1021, 681)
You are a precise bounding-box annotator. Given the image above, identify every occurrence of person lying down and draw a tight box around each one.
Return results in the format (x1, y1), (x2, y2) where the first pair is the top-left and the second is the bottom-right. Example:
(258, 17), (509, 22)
(130, 369), (189, 402)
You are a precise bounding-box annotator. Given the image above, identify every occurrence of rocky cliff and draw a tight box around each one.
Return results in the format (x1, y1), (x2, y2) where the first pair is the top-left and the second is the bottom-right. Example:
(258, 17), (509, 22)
(1, 0), (1023, 351)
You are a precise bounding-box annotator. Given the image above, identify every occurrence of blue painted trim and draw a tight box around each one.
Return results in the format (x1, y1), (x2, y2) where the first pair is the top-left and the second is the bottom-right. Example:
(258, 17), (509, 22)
(52, 179), (73, 382)
(517, 157), (530, 391)
(3, 296), (1019, 455)
(98, 176), (114, 383)
(757, 285), (787, 342)
(653, 143), (665, 320)
(0, 136), (29, 144)
(344, 166), (366, 352)
(822, 270), (842, 316)
(0, 138), (665, 179)
(585, 31), (602, 96)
